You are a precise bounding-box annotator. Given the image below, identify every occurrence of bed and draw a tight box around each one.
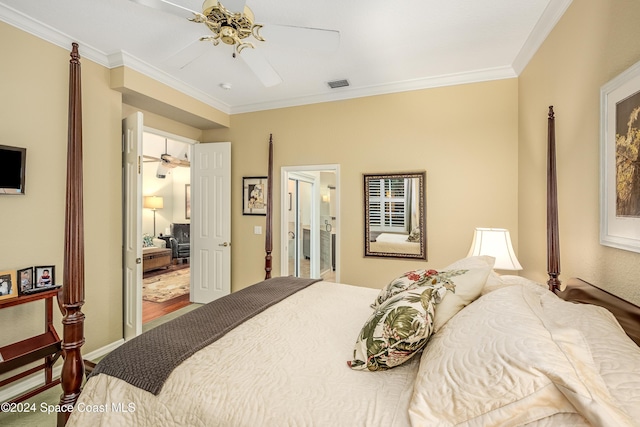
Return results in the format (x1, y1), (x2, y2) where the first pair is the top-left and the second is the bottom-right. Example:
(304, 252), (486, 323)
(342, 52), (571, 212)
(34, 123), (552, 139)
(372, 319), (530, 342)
(56, 44), (640, 426)
(370, 232), (421, 255)
(370, 233), (420, 255)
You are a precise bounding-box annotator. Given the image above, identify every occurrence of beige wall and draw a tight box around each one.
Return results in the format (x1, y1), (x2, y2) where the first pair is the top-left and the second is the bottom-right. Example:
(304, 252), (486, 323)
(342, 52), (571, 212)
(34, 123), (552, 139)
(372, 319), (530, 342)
(519, 0), (640, 305)
(0, 22), (123, 353)
(203, 79), (519, 291)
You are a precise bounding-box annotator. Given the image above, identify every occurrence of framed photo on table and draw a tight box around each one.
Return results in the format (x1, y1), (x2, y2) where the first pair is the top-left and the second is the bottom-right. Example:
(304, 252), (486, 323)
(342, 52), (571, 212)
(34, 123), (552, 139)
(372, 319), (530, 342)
(600, 59), (640, 253)
(0, 270), (18, 301)
(17, 267), (34, 295)
(243, 176), (268, 215)
(34, 266), (56, 290)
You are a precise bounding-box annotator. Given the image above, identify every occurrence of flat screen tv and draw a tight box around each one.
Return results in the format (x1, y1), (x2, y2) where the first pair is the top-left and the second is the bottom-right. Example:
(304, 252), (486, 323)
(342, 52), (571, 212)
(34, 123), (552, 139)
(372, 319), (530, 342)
(0, 145), (26, 195)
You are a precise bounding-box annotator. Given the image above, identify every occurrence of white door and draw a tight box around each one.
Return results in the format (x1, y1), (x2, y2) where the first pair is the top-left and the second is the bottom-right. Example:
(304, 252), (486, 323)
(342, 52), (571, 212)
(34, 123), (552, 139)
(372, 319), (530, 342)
(191, 142), (231, 303)
(123, 112), (143, 340)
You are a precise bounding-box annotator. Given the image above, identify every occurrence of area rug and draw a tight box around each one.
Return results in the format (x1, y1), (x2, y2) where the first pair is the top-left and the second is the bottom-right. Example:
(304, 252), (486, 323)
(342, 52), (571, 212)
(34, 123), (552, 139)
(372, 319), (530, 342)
(143, 268), (190, 303)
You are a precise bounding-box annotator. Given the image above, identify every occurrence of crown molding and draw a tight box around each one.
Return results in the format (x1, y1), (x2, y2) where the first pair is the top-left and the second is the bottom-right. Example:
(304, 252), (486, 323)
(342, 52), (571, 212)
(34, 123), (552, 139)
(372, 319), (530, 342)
(0, 2), (108, 66)
(108, 51), (231, 114)
(230, 66), (517, 114)
(512, 0), (573, 74)
(0, 3), (231, 114)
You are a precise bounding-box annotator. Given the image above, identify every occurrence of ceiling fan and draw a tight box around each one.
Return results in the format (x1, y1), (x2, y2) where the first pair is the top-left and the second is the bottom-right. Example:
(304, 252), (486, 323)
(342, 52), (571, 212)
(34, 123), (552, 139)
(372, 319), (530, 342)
(144, 138), (190, 178)
(130, 0), (340, 87)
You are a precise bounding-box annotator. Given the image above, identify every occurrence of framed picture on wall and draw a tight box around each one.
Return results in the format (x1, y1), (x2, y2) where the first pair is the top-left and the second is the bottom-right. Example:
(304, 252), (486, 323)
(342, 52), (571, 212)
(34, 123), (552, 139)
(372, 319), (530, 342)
(185, 184), (191, 219)
(0, 270), (18, 301)
(600, 59), (640, 253)
(243, 176), (268, 215)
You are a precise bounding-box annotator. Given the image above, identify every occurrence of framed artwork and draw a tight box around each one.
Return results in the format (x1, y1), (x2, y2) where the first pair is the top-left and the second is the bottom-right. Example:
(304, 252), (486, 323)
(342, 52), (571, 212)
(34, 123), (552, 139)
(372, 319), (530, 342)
(35, 265), (56, 290)
(185, 184), (191, 219)
(600, 59), (640, 253)
(243, 176), (268, 215)
(17, 267), (34, 295)
(0, 270), (18, 301)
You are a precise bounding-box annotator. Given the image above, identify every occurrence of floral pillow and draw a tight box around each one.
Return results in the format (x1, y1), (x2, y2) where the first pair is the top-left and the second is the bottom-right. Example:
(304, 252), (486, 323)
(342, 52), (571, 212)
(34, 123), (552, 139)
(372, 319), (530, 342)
(348, 281), (451, 371)
(371, 269), (467, 309)
(142, 234), (154, 248)
(406, 227), (421, 242)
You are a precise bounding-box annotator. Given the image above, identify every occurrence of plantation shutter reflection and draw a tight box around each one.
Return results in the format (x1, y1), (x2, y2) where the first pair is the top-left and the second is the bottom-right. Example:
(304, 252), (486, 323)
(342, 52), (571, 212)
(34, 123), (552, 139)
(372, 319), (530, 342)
(369, 178), (408, 231)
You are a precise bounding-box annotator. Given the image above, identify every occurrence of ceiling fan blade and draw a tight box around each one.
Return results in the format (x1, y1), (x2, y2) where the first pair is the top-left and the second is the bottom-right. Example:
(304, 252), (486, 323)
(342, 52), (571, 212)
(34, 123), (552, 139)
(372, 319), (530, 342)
(240, 48), (283, 87)
(129, 0), (196, 19)
(260, 24), (340, 52)
(162, 154), (190, 167)
(163, 39), (212, 69)
(222, 0), (247, 13)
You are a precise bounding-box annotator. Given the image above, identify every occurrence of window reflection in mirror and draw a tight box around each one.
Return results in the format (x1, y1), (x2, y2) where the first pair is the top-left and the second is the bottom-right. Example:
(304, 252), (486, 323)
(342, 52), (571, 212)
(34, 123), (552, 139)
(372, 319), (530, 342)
(364, 172), (426, 259)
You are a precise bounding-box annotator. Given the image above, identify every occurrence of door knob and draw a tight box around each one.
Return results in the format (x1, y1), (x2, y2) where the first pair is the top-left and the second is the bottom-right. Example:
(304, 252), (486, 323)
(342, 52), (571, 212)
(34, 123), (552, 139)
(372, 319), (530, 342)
(219, 242), (229, 247)
(136, 258), (142, 264)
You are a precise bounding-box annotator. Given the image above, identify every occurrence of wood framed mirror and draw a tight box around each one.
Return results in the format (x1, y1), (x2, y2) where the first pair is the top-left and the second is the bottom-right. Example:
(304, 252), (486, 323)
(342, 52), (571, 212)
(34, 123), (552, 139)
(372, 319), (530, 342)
(364, 171), (426, 259)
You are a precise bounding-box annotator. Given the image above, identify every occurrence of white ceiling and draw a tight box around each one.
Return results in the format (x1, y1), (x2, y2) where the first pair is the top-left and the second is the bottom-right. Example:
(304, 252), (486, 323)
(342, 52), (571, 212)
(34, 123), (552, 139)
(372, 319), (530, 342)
(0, 0), (572, 117)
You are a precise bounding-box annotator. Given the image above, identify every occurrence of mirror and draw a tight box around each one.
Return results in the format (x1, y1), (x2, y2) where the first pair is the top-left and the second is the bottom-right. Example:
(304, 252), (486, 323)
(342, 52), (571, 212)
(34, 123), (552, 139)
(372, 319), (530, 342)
(364, 171), (426, 259)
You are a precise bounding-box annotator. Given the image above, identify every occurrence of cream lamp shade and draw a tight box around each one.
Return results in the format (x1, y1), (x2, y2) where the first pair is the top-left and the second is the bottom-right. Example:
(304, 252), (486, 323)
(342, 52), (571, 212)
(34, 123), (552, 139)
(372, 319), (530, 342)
(467, 227), (523, 270)
(143, 196), (164, 210)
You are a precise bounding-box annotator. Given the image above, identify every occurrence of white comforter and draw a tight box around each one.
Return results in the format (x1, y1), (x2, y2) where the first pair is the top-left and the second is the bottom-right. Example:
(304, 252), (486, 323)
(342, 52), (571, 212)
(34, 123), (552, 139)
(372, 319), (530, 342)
(69, 282), (418, 427)
(68, 279), (640, 427)
(409, 281), (640, 426)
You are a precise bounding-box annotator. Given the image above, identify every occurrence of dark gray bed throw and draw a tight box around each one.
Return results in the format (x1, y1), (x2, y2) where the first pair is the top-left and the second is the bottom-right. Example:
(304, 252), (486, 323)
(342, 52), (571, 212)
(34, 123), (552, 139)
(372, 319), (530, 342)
(89, 276), (321, 395)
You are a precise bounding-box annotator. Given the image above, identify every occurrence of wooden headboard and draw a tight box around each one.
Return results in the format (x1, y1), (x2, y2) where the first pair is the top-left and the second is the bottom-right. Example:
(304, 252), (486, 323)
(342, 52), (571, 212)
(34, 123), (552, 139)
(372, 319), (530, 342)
(546, 106), (640, 347)
(556, 278), (640, 347)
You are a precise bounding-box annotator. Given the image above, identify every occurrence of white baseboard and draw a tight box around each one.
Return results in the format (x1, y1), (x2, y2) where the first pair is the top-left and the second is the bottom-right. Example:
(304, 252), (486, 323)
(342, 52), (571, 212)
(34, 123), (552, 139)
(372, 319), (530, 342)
(0, 339), (124, 404)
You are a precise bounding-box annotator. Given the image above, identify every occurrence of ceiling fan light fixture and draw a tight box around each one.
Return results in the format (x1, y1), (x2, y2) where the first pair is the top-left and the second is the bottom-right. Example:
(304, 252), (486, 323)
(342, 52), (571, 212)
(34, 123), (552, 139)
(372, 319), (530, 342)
(195, 0), (264, 54)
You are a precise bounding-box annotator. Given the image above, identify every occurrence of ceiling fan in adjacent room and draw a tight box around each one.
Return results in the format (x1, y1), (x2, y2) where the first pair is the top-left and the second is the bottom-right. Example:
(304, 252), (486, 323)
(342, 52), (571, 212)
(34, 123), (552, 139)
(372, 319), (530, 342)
(130, 0), (340, 87)
(144, 139), (190, 178)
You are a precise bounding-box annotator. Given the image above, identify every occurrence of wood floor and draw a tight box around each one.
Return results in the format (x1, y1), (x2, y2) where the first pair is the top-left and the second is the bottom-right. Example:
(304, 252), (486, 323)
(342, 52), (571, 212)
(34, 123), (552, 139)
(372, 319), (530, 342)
(142, 263), (191, 324)
(142, 293), (191, 323)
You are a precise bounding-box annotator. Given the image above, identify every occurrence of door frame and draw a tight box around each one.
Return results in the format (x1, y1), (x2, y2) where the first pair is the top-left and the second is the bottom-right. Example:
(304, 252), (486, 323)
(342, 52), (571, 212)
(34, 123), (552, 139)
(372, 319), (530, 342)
(123, 121), (198, 339)
(280, 164), (340, 282)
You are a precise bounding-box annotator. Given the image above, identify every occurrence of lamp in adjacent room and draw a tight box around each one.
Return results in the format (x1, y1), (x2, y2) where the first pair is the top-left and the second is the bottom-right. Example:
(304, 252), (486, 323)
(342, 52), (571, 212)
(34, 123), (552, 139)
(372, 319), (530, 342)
(467, 227), (523, 270)
(143, 195), (164, 237)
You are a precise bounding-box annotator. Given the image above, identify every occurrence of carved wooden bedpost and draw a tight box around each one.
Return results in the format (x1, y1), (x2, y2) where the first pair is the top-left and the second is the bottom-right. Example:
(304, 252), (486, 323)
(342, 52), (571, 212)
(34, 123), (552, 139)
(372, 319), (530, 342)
(547, 106), (561, 292)
(265, 134), (273, 279)
(57, 42), (86, 426)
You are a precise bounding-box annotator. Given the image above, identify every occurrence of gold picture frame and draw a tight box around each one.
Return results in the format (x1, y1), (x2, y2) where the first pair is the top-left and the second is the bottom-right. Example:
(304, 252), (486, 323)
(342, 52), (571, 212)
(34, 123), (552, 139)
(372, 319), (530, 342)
(0, 270), (18, 301)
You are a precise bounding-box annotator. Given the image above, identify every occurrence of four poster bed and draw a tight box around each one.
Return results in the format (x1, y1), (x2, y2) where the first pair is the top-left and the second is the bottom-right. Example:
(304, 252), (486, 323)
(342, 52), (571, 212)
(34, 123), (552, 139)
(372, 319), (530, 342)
(58, 45), (640, 426)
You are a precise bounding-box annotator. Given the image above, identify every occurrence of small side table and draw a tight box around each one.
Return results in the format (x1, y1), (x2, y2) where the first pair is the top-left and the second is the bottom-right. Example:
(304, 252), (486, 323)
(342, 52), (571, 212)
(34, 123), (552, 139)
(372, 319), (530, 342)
(0, 288), (62, 404)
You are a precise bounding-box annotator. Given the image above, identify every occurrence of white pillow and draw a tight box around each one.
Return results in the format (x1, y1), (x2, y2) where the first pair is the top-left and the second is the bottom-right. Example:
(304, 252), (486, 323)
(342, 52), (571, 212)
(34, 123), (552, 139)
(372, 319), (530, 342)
(432, 257), (494, 331)
(443, 255), (495, 270)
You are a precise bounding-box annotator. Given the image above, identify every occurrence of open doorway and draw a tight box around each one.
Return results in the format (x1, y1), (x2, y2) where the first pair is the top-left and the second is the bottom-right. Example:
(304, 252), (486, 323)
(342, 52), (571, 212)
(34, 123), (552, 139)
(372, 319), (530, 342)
(141, 130), (193, 324)
(281, 165), (339, 282)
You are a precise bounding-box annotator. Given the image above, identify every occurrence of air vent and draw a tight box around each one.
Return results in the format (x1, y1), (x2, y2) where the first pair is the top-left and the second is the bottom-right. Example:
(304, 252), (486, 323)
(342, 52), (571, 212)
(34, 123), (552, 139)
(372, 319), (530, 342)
(327, 79), (350, 89)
